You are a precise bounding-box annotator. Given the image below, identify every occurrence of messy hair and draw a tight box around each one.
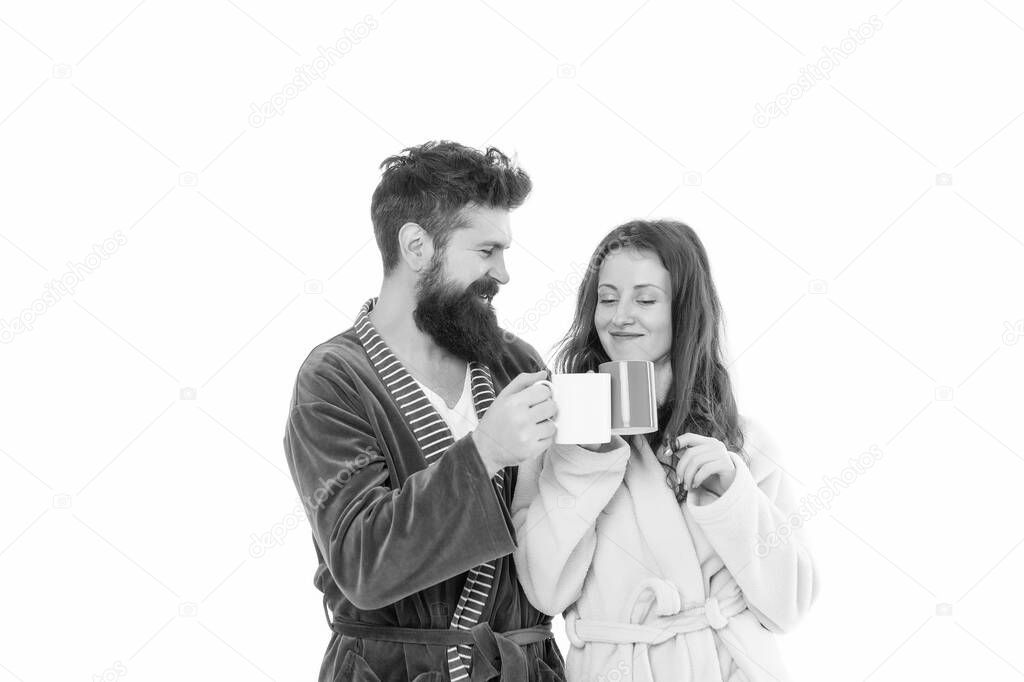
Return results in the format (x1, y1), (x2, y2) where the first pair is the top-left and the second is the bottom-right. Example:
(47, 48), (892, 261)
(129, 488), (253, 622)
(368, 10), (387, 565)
(370, 141), (532, 274)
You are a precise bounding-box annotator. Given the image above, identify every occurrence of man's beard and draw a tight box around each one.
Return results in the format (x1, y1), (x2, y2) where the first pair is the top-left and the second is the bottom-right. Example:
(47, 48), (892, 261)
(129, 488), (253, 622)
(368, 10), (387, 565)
(413, 258), (506, 366)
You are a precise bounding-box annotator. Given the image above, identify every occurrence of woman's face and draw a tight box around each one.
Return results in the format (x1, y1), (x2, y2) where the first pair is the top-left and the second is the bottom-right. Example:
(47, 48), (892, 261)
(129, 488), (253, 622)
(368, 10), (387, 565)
(594, 248), (673, 365)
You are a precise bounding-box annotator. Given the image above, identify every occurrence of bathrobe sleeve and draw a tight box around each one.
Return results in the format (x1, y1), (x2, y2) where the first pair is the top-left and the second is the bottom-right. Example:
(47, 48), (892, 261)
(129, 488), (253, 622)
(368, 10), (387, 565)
(284, 362), (516, 611)
(686, 418), (819, 633)
(510, 436), (632, 616)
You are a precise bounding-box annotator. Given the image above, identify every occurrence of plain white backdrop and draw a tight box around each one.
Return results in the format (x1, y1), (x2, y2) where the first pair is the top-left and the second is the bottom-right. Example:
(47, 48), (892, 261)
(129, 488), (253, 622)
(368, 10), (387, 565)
(2, 1), (1023, 680)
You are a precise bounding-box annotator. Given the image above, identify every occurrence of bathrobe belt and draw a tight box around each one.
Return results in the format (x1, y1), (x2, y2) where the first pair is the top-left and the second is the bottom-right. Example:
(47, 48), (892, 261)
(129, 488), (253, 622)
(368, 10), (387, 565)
(565, 591), (747, 648)
(329, 618), (553, 682)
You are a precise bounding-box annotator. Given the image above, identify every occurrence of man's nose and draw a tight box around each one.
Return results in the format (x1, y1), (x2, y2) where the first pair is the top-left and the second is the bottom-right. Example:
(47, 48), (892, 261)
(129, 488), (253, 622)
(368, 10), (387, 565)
(489, 254), (510, 285)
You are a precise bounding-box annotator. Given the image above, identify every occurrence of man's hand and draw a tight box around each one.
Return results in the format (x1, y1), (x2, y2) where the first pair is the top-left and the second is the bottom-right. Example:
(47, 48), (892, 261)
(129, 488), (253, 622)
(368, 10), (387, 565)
(473, 370), (556, 476)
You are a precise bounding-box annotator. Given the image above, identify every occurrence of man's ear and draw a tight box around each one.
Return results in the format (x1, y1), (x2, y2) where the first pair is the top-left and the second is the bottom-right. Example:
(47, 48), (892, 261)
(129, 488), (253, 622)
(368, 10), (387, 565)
(397, 222), (433, 272)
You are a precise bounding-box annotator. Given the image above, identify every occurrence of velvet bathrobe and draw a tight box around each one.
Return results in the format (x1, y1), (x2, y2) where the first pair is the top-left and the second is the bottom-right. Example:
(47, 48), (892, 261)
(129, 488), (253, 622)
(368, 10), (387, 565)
(511, 419), (819, 682)
(284, 298), (566, 682)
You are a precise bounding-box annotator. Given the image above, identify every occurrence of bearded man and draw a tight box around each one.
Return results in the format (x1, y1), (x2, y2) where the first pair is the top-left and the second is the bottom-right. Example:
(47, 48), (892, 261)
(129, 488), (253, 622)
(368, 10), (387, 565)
(283, 141), (565, 681)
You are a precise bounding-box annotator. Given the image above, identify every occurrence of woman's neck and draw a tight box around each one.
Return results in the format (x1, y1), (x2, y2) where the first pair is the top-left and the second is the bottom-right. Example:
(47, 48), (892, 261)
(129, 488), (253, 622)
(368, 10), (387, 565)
(654, 358), (672, 406)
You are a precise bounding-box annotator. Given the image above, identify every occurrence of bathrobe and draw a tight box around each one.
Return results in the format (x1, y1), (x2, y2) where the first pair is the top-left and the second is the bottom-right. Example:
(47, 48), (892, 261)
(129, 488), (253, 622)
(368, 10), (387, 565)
(284, 298), (566, 681)
(511, 419), (818, 682)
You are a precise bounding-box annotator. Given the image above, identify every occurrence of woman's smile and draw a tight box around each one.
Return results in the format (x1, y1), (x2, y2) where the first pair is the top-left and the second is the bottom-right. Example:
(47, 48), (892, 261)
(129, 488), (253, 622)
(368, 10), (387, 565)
(595, 249), (673, 364)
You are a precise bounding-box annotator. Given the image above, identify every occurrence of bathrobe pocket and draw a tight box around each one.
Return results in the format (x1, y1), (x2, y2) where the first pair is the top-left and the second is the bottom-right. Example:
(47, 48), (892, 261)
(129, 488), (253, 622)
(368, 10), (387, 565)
(534, 657), (562, 681)
(338, 649), (381, 681)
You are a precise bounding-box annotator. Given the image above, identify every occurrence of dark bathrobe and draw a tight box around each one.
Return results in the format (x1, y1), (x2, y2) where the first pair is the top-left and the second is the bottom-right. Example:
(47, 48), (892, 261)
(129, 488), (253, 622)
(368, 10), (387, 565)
(283, 298), (566, 682)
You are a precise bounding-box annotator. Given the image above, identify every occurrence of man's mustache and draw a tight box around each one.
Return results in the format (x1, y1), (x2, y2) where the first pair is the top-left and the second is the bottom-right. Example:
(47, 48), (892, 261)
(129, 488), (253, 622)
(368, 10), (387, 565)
(466, 278), (500, 299)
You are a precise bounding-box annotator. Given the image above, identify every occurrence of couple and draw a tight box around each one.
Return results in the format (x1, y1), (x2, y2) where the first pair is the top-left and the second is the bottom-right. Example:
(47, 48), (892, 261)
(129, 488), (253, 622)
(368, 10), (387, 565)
(283, 141), (818, 682)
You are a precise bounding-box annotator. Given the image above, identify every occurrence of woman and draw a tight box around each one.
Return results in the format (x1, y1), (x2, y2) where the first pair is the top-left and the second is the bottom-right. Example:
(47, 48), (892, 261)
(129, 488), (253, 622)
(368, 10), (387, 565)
(511, 220), (818, 682)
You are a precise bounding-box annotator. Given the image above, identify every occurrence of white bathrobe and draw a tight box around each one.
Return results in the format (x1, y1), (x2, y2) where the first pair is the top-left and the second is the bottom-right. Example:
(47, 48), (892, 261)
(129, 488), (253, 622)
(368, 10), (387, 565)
(511, 417), (819, 682)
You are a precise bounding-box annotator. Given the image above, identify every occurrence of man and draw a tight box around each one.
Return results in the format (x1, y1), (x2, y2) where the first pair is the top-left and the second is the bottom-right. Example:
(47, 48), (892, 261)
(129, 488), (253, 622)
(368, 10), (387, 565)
(283, 141), (564, 681)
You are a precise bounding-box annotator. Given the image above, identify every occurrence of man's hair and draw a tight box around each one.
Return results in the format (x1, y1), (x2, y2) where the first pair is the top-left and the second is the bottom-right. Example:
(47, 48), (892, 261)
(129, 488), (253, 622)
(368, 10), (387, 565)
(370, 141), (532, 274)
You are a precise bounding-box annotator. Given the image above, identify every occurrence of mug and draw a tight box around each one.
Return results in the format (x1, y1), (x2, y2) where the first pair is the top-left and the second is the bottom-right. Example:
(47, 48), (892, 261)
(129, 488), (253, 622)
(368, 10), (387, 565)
(535, 373), (611, 444)
(535, 360), (658, 445)
(599, 360), (658, 436)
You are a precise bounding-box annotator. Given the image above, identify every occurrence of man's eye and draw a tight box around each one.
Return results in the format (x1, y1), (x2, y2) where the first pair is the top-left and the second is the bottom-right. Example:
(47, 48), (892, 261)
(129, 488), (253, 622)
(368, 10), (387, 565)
(480, 249), (494, 257)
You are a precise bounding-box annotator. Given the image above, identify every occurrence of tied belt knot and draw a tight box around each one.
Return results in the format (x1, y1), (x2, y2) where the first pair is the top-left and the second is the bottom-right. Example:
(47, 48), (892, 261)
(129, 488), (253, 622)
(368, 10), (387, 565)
(329, 617), (553, 682)
(564, 579), (746, 682)
(564, 577), (747, 682)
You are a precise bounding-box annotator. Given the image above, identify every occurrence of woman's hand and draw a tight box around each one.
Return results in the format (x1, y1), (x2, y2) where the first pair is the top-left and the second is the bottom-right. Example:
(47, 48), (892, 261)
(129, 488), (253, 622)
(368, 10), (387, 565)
(673, 433), (736, 498)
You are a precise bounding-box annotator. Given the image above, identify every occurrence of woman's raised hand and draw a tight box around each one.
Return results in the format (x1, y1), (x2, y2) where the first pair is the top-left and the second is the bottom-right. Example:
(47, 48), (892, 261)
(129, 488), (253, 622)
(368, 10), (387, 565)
(672, 433), (737, 498)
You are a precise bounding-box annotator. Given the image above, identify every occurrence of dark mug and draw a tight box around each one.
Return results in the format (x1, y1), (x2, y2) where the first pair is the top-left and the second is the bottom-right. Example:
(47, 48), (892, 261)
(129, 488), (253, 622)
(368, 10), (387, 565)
(598, 360), (658, 435)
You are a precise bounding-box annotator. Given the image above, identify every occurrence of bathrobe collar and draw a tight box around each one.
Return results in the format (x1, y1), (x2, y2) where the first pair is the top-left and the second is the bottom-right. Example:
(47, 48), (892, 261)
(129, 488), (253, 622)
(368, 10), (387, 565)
(353, 296), (504, 679)
(625, 435), (707, 606)
(354, 297), (499, 464)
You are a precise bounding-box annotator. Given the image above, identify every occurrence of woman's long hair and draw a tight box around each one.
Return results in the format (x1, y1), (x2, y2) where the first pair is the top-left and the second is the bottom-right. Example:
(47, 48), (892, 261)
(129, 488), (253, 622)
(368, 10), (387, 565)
(553, 220), (747, 498)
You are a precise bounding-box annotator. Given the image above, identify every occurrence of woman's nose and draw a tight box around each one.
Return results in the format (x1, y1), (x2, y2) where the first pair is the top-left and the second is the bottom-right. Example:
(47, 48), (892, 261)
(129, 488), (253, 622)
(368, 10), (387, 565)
(611, 301), (636, 327)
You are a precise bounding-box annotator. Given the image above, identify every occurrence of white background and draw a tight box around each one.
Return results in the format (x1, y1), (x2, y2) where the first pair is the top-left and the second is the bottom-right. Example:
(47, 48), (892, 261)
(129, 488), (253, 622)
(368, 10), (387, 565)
(2, 1), (1023, 680)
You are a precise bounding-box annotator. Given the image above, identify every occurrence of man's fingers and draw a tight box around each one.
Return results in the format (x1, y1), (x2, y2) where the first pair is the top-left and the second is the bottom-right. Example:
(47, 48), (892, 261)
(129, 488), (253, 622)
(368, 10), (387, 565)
(501, 371), (551, 397)
(528, 398), (557, 422)
(520, 382), (554, 407)
(536, 420), (556, 440)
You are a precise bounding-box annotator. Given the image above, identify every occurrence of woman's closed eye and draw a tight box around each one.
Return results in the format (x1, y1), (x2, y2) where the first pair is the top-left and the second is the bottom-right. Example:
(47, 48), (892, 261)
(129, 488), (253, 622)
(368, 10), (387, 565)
(599, 298), (656, 305)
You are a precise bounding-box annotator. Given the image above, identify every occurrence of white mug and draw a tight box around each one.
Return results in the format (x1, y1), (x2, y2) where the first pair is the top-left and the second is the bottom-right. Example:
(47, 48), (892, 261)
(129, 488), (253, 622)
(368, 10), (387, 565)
(535, 373), (612, 444)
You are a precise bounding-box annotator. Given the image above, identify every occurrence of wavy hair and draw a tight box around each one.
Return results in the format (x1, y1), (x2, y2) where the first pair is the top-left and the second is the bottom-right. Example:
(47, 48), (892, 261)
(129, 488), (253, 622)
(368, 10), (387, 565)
(553, 220), (747, 500)
(370, 140), (532, 274)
